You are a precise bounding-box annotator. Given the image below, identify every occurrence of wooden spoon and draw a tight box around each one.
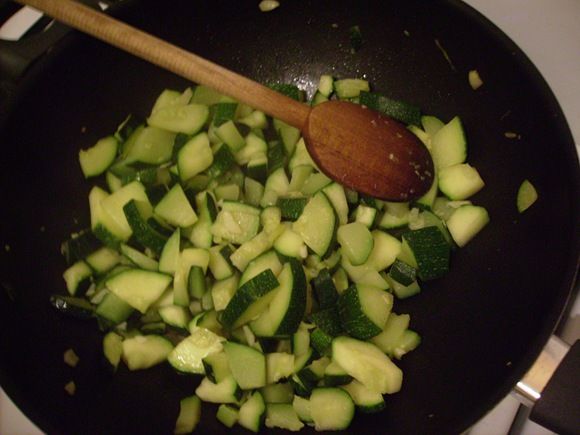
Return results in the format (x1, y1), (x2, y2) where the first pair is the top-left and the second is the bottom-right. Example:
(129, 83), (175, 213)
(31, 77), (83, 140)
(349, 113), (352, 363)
(19, 0), (434, 201)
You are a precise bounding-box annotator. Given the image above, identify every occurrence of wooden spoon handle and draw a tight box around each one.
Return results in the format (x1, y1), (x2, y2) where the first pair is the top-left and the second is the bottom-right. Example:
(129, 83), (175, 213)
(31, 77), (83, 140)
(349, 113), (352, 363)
(18, 0), (311, 129)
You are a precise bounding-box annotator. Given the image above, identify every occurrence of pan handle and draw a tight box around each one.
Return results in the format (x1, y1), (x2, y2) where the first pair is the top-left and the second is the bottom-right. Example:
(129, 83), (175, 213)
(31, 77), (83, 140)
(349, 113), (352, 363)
(0, 0), (116, 117)
(514, 336), (579, 435)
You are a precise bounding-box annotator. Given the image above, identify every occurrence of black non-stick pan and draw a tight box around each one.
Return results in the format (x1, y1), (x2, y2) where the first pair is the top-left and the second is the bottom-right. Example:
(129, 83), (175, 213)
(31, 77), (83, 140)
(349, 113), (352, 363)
(0, 1), (578, 434)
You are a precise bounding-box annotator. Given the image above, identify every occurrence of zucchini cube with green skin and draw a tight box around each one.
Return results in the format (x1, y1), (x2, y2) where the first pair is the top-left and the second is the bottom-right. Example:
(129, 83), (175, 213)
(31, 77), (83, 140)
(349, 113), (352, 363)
(309, 388), (355, 431)
(400, 226), (450, 281)
(105, 268), (172, 313)
(121, 335), (173, 370)
(147, 103), (209, 135)
(154, 184), (198, 228)
(517, 179), (538, 213)
(337, 284), (393, 340)
(238, 391), (266, 433)
(216, 404), (239, 428)
(438, 163), (485, 200)
(174, 395), (202, 434)
(446, 205), (490, 247)
(195, 375), (242, 404)
(220, 269), (279, 329)
(102, 331), (123, 372)
(337, 222), (374, 266)
(167, 326), (224, 374)
(370, 313), (411, 356)
(265, 403), (304, 431)
(331, 336), (402, 395)
(123, 200), (167, 256)
(250, 259), (307, 338)
(224, 342), (267, 390)
(79, 135), (118, 178)
(292, 191), (337, 258)
(340, 379), (385, 413)
(211, 201), (261, 245)
(430, 115), (467, 170)
(311, 268), (339, 310)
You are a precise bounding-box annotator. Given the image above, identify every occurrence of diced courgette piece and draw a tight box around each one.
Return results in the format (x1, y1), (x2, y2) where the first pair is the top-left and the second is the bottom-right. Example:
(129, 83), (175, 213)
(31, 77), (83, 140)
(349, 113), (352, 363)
(95, 181), (151, 243)
(122, 126), (176, 165)
(353, 204), (377, 228)
(379, 201), (410, 229)
(195, 375), (242, 404)
(265, 403), (304, 431)
(388, 258), (417, 286)
(121, 335), (173, 370)
(250, 259), (307, 338)
(317, 74), (334, 97)
(292, 191), (337, 258)
(177, 133), (214, 182)
(268, 83), (303, 101)
(517, 179), (538, 213)
(216, 404), (239, 428)
(276, 197), (308, 221)
(238, 391), (266, 433)
(358, 91), (421, 126)
(266, 352), (295, 384)
(370, 312), (413, 358)
(174, 395), (202, 434)
(224, 341), (267, 390)
(239, 250), (282, 286)
(337, 284), (393, 339)
(60, 229), (102, 265)
(322, 183), (349, 226)
(202, 351), (231, 383)
(311, 268), (339, 310)
(95, 291), (134, 327)
(158, 305), (190, 330)
(323, 360), (353, 387)
(430, 116), (467, 170)
(273, 225), (307, 260)
(102, 331), (123, 372)
(123, 199), (167, 255)
(207, 142), (236, 179)
(147, 103), (209, 135)
(332, 336), (402, 394)
(400, 226), (450, 281)
(119, 243), (158, 271)
(220, 269), (280, 329)
(212, 201), (261, 245)
(158, 228), (181, 274)
(105, 268), (171, 313)
(337, 222), (374, 266)
(334, 78), (370, 99)
(62, 260), (92, 295)
(309, 387), (355, 431)
(213, 102), (238, 127)
(211, 274), (239, 311)
(79, 135), (118, 178)
(341, 379), (385, 413)
(365, 229), (402, 271)
(167, 326), (224, 374)
(446, 205), (490, 247)
(216, 120), (246, 151)
(261, 382), (294, 404)
(438, 163), (485, 200)
(173, 247), (210, 306)
(421, 115), (445, 137)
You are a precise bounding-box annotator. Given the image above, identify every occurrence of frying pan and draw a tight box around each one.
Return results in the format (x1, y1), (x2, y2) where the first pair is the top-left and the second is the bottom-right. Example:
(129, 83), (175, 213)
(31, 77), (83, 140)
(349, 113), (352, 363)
(0, 0), (578, 434)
